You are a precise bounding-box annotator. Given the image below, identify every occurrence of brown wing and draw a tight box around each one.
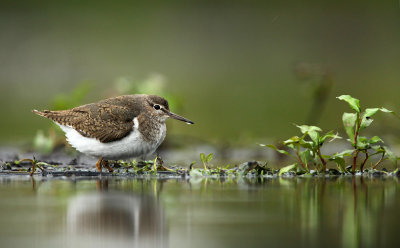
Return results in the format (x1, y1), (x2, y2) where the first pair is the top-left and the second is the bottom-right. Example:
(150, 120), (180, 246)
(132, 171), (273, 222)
(33, 95), (141, 143)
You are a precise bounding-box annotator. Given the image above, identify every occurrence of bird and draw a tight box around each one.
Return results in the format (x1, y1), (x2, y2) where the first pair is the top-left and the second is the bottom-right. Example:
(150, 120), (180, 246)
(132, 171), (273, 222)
(33, 94), (194, 172)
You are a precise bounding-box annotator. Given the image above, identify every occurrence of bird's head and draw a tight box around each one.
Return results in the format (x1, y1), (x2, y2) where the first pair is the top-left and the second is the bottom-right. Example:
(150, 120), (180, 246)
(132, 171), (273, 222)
(146, 95), (194, 124)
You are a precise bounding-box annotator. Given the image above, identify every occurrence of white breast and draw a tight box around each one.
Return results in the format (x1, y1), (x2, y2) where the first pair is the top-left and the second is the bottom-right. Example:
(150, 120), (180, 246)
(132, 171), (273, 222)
(57, 117), (165, 160)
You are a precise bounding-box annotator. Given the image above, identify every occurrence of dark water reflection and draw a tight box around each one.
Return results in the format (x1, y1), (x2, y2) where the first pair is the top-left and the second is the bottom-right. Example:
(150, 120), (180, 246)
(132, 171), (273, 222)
(66, 192), (166, 248)
(0, 175), (399, 248)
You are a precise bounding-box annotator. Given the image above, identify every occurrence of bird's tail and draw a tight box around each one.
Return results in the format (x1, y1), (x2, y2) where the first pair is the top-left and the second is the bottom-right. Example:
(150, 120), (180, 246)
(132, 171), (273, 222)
(32, 109), (54, 118)
(32, 109), (82, 127)
(32, 109), (65, 121)
(32, 109), (46, 117)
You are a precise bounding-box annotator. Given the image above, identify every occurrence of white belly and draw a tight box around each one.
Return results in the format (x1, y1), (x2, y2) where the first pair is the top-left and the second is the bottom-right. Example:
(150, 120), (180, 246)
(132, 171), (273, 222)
(57, 118), (166, 160)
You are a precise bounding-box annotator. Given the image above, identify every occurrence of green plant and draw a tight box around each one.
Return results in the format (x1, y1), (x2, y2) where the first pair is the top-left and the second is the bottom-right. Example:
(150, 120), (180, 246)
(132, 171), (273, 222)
(200, 153), (213, 170)
(262, 125), (340, 173)
(337, 95), (397, 172)
(263, 95), (399, 174)
(19, 157), (49, 176)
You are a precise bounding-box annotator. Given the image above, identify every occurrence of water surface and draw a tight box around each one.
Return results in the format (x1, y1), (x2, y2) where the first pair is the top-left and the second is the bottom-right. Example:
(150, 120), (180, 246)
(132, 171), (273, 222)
(0, 175), (399, 248)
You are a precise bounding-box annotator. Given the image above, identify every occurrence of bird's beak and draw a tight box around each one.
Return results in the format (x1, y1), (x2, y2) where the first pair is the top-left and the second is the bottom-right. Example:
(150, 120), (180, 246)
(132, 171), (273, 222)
(166, 111), (194, 124)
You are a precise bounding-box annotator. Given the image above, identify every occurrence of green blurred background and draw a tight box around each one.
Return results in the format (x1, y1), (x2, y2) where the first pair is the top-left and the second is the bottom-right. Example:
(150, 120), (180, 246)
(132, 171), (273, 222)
(1, 0), (399, 146)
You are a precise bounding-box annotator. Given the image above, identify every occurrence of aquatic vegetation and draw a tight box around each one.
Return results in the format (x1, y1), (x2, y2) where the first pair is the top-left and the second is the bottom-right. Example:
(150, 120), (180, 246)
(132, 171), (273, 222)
(2, 157), (399, 178)
(200, 153), (213, 170)
(263, 94), (399, 174)
(28, 90), (399, 176)
(337, 95), (398, 172)
(18, 157), (51, 176)
(261, 125), (340, 173)
(1, 154), (268, 178)
(2, 149), (400, 178)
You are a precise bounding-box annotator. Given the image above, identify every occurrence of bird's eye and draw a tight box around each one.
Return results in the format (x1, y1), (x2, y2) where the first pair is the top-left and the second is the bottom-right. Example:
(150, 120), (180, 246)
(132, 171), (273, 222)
(153, 104), (161, 110)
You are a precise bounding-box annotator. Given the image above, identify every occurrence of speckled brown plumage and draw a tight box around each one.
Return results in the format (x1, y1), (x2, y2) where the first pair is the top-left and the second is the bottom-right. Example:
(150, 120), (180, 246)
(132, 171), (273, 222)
(33, 94), (170, 143)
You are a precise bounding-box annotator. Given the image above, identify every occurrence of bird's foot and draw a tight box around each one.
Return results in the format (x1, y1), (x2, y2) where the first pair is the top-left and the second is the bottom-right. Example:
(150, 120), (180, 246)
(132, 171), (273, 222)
(104, 160), (114, 173)
(96, 158), (103, 172)
(96, 158), (113, 173)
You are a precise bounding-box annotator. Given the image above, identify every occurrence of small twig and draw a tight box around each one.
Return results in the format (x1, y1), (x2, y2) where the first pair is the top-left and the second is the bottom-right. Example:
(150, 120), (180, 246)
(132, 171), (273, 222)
(373, 152), (386, 170)
(360, 152), (369, 172)
(352, 150), (359, 173)
(317, 148), (327, 173)
(153, 156), (174, 172)
(352, 114), (361, 173)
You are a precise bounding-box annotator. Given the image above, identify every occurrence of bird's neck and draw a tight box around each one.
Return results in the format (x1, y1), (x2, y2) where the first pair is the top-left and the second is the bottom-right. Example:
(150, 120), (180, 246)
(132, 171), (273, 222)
(137, 114), (166, 142)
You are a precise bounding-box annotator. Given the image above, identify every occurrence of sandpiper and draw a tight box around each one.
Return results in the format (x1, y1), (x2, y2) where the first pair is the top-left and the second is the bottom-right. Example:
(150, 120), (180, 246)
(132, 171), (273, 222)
(33, 94), (194, 172)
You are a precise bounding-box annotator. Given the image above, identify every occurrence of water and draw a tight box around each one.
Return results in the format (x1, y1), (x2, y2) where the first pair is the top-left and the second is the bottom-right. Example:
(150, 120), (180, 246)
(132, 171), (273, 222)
(0, 175), (399, 248)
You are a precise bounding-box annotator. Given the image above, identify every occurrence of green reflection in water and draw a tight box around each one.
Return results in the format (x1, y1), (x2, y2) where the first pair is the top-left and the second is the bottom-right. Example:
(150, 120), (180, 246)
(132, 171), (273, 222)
(0, 176), (399, 248)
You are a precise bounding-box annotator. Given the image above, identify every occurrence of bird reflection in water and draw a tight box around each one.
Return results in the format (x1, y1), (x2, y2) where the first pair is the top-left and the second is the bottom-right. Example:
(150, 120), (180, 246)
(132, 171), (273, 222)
(66, 180), (167, 248)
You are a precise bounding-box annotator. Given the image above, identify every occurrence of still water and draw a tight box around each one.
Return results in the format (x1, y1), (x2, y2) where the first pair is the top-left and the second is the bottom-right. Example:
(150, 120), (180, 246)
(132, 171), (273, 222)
(0, 175), (399, 248)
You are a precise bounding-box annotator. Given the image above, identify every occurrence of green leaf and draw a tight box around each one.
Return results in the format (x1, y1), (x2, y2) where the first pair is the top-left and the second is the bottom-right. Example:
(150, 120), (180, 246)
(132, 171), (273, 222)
(283, 136), (302, 145)
(361, 108), (395, 131)
(262, 144), (296, 158)
(299, 140), (314, 149)
(342, 113), (357, 140)
(279, 164), (297, 175)
(296, 125), (322, 134)
(296, 125), (321, 144)
(384, 146), (397, 165)
(371, 145), (385, 153)
(330, 150), (354, 172)
(287, 144), (295, 150)
(329, 156), (346, 172)
(356, 136), (369, 149)
(308, 131), (320, 144)
(300, 149), (314, 166)
(337, 95), (361, 113)
(379, 107), (393, 113)
(320, 131), (342, 144)
(36, 162), (51, 167)
(360, 116), (373, 131)
(206, 153), (213, 163)
(364, 108), (380, 118)
(200, 153), (206, 163)
(335, 149), (355, 157)
(369, 136), (383, 144)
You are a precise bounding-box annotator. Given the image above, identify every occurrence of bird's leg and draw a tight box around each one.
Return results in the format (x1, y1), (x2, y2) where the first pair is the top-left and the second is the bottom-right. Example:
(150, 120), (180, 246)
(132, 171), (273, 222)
(103, 160), (114, 173)
(96, 157), (103, 172)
